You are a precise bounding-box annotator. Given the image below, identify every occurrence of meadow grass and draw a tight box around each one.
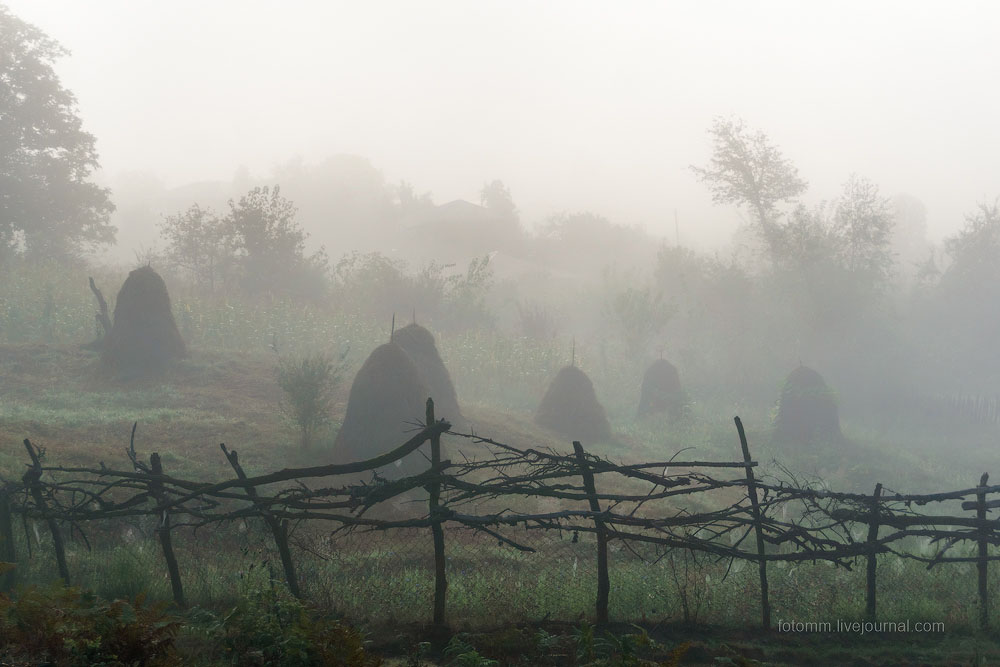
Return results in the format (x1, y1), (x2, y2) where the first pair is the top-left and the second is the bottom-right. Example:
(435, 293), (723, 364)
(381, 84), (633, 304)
(6, 260), (1000, 651)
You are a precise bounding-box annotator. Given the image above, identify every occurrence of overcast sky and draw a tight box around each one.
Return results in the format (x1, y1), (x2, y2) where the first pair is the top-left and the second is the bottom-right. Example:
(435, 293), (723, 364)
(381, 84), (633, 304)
(6, 0), (1000, 249)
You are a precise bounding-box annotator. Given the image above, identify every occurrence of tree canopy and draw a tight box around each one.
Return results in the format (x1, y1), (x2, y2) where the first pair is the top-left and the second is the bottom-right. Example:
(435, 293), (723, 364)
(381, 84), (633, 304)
(691, 117), (807, 255)
(0, 4), (115, 260)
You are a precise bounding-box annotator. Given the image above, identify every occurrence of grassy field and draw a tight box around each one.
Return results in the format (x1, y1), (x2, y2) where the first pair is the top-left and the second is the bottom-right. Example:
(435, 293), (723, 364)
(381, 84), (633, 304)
(4, 264), (1000, 663)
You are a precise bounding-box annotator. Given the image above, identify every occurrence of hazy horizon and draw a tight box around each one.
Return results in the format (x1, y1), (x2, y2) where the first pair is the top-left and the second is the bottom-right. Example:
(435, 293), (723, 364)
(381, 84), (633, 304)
(7, 0), (1000, 259)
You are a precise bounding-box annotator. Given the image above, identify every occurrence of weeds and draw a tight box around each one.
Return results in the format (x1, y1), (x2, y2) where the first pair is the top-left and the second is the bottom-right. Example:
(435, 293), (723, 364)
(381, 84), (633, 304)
(276, 350), (347, 448)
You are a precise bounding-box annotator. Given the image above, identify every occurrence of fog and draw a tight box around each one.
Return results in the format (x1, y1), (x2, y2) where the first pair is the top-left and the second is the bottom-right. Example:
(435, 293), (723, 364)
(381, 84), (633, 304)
(12, 3), (1000, 655)
(8, 0), (1000, 259)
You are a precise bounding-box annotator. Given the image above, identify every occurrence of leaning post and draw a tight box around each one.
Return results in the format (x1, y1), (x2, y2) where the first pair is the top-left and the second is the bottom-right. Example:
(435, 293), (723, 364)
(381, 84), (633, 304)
(573, 440), (610, 625)
(427, 398), (448, 627)
(734, 418), (770, 630)
(977, 472), (990, 630)
(866, 482), (883, 619)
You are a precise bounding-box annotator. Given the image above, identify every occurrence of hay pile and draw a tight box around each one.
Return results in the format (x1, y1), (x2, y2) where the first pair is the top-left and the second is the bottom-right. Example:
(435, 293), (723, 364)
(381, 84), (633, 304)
(333, 342), (431, 477)
(101, 266), (185, 377)
(773, 366), (842, 445)
(535, 365), (612, 444)
(392, 323), (464, 428)
(636, 359), (686, 419)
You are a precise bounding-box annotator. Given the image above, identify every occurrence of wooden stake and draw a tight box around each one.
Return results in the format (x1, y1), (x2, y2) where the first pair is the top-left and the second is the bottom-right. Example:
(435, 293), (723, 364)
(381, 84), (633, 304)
(734, 418), (769, 630)
(866, 483), (883, 619)
(427, 398), (448, 627)
(0, 486), (16, 592)
(573, 441), (609, 625)
(978, 472), (989, 630)
(150, 453), (185, 608)
(222, 444), (300, 598)
(22, 439), (69, 584)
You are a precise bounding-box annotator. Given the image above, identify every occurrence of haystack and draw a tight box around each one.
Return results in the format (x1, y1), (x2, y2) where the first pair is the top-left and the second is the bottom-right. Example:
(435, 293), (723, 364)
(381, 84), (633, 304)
(392, 323), (464, 428)
(636, 359), (686, 419)
(535, 365), (612, 443)
(333, 342), (431, 477)
(773, 366), (842, 444)
(101, 266), (185, 377)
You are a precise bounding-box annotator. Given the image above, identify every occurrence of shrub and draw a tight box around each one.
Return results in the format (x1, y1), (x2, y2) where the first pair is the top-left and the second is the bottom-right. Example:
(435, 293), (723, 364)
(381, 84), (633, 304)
(0, 584), (182, 666)
(204, 585), (382, 667)
(277, 351), (347, 448)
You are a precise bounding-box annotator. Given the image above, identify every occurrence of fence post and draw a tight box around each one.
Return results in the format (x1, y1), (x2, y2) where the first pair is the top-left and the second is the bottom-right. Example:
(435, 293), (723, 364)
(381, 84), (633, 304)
(427, 398), (448, 627)
(22, 439), (69, 584)
(573, 440), (610, 625)
(221, 444), (301, 598)
(0, 485), (16, 592)
(150, 453), (186, 608)
(977, 472), (989, 630)
(866, 482), (883, 619)
(734, 418), (770, 630)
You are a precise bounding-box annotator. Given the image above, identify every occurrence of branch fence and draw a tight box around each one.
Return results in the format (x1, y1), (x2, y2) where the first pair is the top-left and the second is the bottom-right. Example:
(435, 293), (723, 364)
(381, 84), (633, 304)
(1, 400), (997, 630)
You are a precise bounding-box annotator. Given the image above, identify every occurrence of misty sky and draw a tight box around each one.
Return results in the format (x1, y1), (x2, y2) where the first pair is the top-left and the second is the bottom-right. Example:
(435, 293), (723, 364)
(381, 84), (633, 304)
(7, 0), (1000, 250)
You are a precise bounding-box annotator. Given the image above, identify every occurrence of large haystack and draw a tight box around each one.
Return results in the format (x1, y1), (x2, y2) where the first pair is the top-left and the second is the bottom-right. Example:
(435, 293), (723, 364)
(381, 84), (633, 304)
(773, 366), (842, 445)
(535, 365), (612, 443)
(392, 323), (464, 428)
(636, 359), (686, 419)
(333, 342), (431, 477)
(101, 266), (185, 377)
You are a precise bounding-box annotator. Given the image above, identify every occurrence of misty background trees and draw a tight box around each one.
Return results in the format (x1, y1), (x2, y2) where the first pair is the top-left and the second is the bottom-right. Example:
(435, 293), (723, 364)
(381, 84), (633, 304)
(0, 4), (115, 260)
(6, 2), (1000, 430)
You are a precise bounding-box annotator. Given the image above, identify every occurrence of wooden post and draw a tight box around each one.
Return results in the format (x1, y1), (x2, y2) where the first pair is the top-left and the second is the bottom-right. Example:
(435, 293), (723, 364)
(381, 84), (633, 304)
(866, 483), (883, 619)
(0, 486), (16, 592)
(150, 453), (186, 608)
(977, 472), (989, 630)
(573, 440), (610, 625)
(734, 418), (770, 630)
(221, 444), (300, 598)
(88, 277), (111, 337)
(22, 439), (69, 584)
(427, 398), (448, 627)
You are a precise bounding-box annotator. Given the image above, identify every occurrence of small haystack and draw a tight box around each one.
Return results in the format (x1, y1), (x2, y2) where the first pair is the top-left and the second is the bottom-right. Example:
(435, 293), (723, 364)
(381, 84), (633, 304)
(773, 366), (842, 444)
(535, 365), (612, 443)
(333, 342), (431, 476)
(101, 266), (185, 377)
(636, 359), (686, 419)
(392, 323), (464, 428)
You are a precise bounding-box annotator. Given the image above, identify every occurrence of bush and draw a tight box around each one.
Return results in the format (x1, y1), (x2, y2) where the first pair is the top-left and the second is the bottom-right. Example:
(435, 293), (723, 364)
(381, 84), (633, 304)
(197, 585), (382, 667)
(0, 584), (182, 666)
(277, 351), (347, 448)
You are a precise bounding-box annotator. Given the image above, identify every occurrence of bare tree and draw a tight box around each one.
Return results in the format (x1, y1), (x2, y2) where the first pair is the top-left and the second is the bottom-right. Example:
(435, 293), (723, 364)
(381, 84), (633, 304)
(691, 117), (807, 258)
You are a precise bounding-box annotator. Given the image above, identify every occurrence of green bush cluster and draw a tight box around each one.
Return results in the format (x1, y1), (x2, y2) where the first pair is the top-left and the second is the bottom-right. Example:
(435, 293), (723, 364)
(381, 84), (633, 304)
(0, 584), (182, 666)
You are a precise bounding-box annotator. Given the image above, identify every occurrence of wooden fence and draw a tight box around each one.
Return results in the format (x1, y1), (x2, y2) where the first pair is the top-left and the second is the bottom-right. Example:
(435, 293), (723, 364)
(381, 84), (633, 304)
(1, 401), (998, 630)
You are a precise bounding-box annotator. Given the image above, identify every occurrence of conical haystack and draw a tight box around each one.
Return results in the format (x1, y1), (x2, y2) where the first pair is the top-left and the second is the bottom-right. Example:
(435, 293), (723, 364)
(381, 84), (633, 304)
(535, 365), (612, 443)
(333, 342), (431, 476)
(101, 266), (185, 377)
(392, 323), (464, 428)
(636, 359), (686, 419)
(773, 366), (842, 444)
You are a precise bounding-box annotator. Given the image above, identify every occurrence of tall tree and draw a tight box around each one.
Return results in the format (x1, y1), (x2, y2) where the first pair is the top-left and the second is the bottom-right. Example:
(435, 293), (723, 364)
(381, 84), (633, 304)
(479, 179), (518, 221)
(223, 185), (327, 296)
(159, 204), (230, 293)
(0, 4), (115, 259)
(691, 117), (807, 257)
(832, 175), (895, 286)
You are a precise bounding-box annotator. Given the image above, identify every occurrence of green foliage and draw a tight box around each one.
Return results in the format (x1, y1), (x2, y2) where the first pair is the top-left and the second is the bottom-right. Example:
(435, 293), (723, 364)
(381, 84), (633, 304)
(691, 116), (807, 252)
(202, 585), (382, 667)
(159, 204), (232, 294)
(333, 251), (494, 331)
(0, 4), (115, 260)
(443, 634), (498, 667)
(277, 350), (347, 448)
(0, 584), (181, 666)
